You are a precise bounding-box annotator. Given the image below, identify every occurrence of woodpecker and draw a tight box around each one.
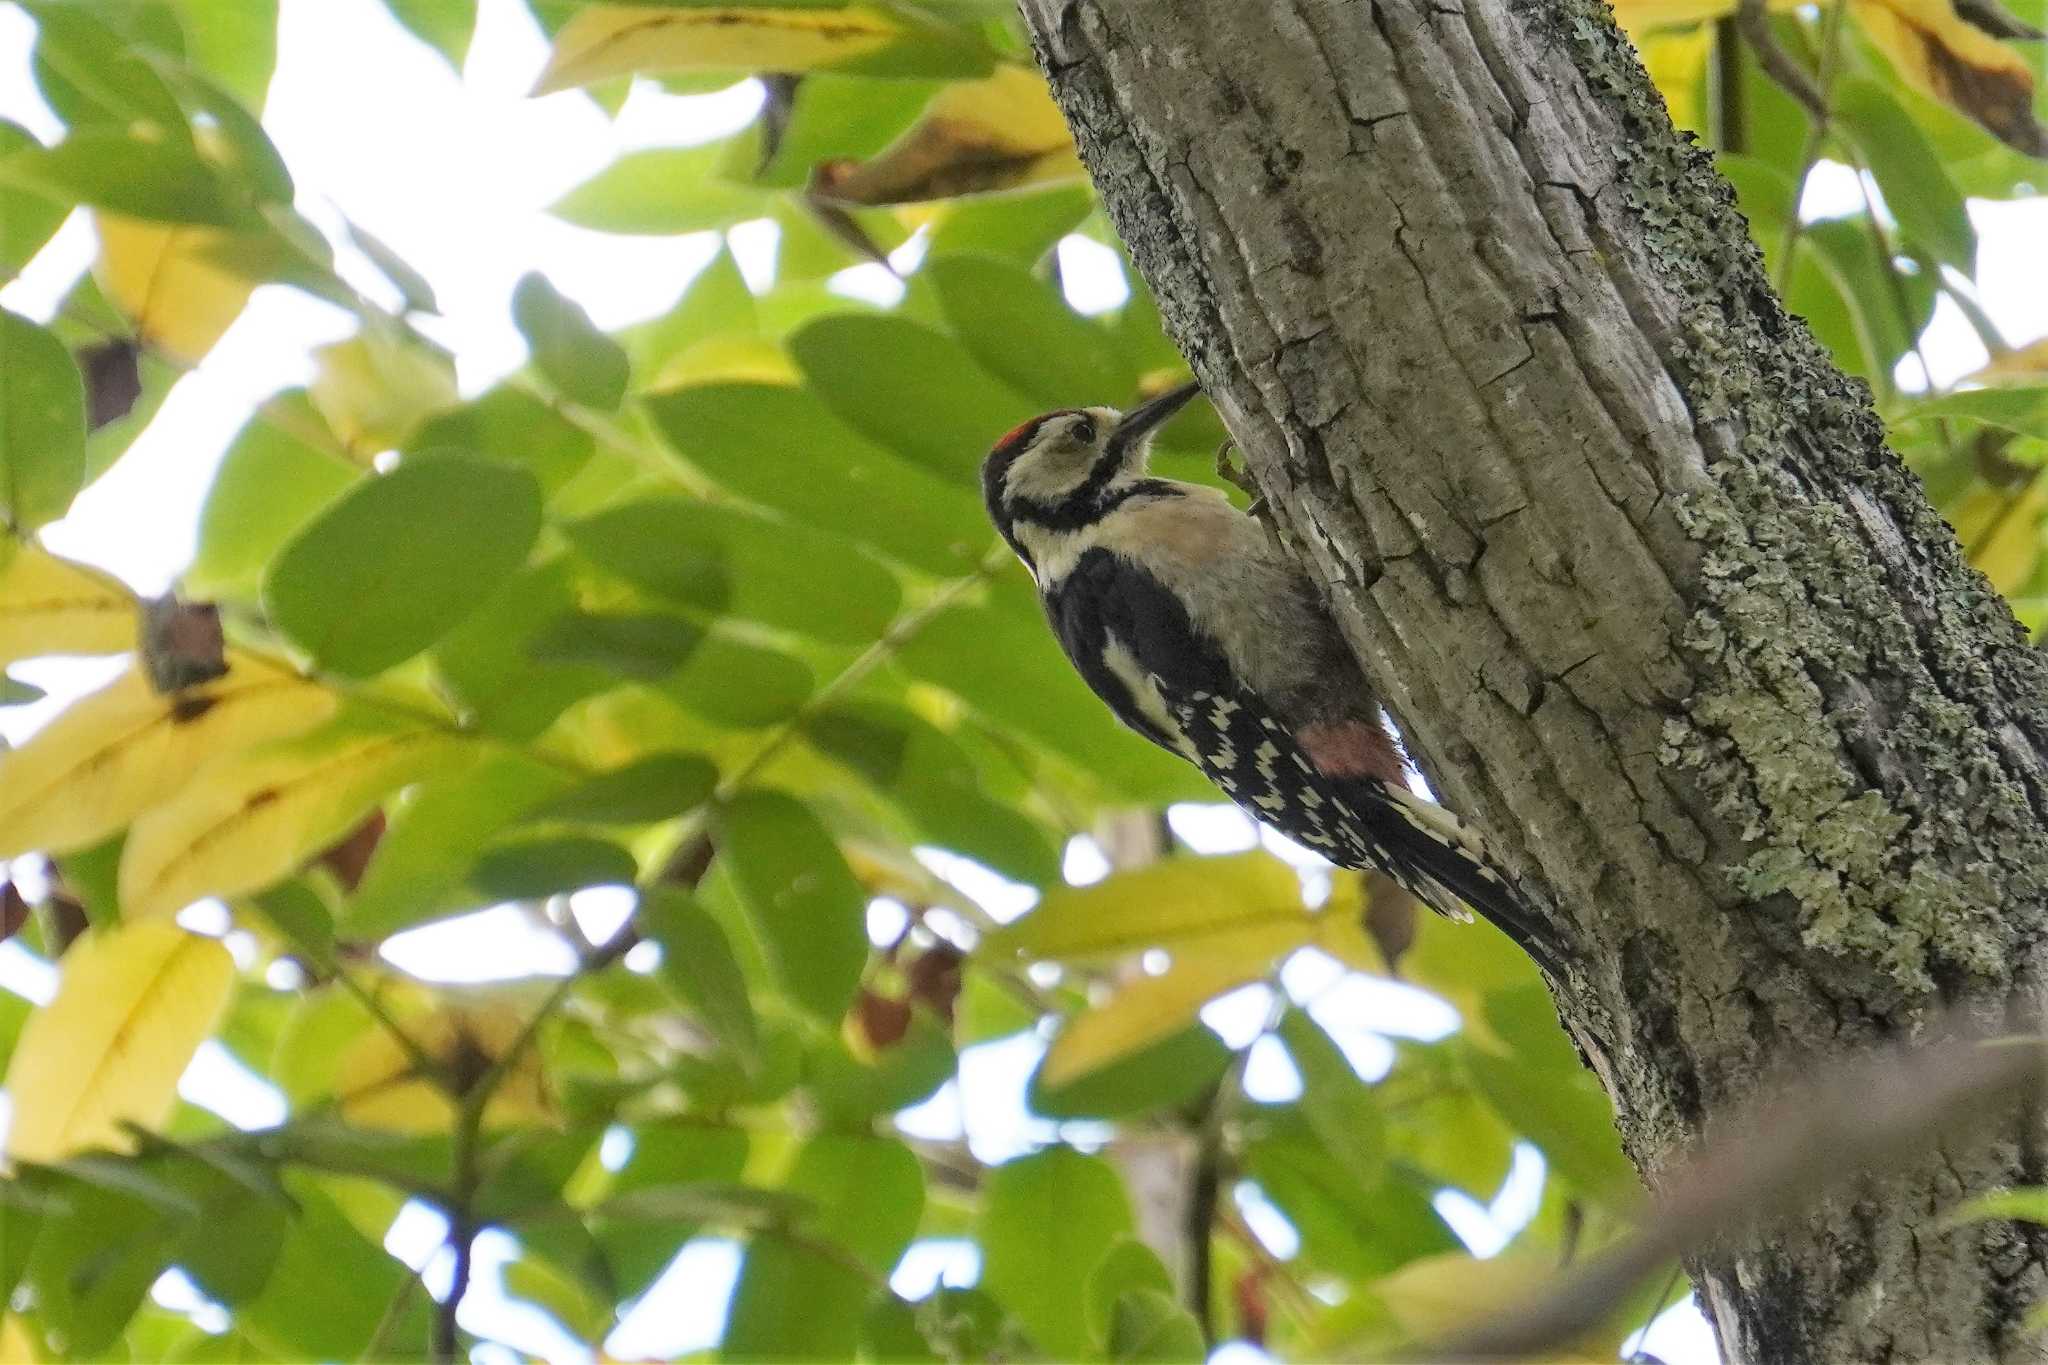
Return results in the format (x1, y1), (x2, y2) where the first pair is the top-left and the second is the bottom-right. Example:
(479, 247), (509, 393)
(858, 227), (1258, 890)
(982, 382), (1564, 977)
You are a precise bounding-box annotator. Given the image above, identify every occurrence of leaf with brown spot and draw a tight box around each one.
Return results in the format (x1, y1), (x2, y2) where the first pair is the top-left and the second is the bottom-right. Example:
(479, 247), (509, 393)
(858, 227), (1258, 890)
(1854, 0), (2048, 155)
(119, 715), (468, 921)
(807, 64), (1083, 205)
(0, 652), (338, 860)
(0, 539), (136, 668)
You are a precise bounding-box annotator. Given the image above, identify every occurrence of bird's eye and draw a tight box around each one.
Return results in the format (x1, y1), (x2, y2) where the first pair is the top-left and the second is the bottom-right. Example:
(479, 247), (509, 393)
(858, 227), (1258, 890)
(1072, 417), (1097, 443)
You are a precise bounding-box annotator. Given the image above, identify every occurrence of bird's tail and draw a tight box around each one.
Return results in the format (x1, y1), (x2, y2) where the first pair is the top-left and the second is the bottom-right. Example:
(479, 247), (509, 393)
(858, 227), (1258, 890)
(1338, 779), (1569, 980)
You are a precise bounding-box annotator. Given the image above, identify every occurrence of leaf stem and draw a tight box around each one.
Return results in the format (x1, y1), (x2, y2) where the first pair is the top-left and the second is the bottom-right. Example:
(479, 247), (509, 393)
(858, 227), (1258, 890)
(1773, 0), (1850, 291)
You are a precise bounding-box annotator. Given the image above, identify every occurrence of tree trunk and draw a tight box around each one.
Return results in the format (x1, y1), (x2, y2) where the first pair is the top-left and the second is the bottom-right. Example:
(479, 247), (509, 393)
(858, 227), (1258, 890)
(1014, 0), (2048, 1359)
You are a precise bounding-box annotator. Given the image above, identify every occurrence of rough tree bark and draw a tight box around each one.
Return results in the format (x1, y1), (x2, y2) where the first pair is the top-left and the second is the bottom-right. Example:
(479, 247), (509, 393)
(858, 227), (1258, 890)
(1014, 1), (2048, 1360)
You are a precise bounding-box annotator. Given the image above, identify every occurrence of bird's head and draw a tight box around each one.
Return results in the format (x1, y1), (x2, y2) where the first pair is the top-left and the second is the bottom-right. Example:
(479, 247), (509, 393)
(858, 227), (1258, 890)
(981, 382), (1201, 558)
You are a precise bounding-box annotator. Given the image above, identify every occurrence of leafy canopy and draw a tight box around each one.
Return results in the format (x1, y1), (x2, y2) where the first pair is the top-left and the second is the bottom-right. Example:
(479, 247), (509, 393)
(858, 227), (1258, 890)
(0, 0), (2042, 1360)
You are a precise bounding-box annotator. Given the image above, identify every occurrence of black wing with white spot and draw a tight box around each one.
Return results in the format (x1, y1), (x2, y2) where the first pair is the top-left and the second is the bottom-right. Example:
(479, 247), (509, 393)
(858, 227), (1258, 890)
(1046, 547), (1562, 976)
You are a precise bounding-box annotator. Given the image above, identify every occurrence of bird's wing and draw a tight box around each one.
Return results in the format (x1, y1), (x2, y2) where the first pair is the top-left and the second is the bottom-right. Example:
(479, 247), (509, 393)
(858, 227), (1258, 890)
(1048, 547), (1381, 866)
(1048, 547), (1565, 975)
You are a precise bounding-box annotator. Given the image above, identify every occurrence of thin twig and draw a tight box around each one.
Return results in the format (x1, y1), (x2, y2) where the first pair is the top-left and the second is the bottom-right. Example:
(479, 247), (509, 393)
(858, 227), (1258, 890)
(1773, 0), (1851, 291)
(1736, 0), (1827, 121)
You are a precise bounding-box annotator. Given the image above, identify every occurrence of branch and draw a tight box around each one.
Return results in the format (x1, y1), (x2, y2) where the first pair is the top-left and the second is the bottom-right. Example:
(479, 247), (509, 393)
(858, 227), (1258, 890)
(1429, 1032), (2048, 1360)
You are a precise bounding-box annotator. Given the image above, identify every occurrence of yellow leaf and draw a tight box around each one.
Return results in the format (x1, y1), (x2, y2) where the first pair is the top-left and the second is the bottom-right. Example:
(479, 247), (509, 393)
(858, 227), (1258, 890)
(0, 652), (338, 860)
(812, 64), (1083, 205)
(2, 922), (235, 1162)
(336, 1002), (552, 1132)
(1610, 0), (1797, 34)
(1973, 337), (2048, 383)
(535, 5), (904, 92)
(1374, 1252), (1642, 1359)
(647, 335), (798, 390)
(0, 541), (135, 668)
(1853, 0), (2047, 155)
(1040, 921), (1310, 1086)
(94, 214), (260, 366)
(119, 717), (464, 920)
(1, 1314), (36, 1362)
(1951, 479), (2048, 595)
(989, 851), (1308, 964)
(309, 329), (458, 458)
(1636, 24), (1715, 132)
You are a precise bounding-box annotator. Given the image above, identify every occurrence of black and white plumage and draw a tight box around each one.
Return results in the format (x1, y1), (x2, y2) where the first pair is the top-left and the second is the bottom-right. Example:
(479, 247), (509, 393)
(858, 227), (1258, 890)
(982, 384), (1564, 977)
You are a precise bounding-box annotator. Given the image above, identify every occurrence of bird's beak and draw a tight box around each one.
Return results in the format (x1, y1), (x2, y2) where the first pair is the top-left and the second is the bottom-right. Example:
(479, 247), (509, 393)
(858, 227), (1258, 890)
(1105, 381), (1202, 464)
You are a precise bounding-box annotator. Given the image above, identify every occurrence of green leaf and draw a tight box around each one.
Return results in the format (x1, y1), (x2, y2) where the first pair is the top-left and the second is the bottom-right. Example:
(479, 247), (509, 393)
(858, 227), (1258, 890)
(980, 1148), (1135, 1359)
(0, 308), (86, 532)
(264, 453), (542, 677)
(345, 752), (570, 937)
(744, 75), (936, 189)
(0, 122), (69, 279)
(641, 886), (760, 1064)
(471, 834), (638, 899)
(24, 5), (191, 141)
(187, 395), (359, 600)
(513, 272), (630, 411)
(790, 315), (1040, 483)
(251, 879), (337, 968)
(549, 142), (770, 235)
(804, 701), (1060, 884)
(595, 1122), (749, 1301)
(411, 386), (597, 497)
(724, 1134), (924, 1361)
(1278, 1008), (1388, 1187)
(927, 184), (1094, 264)
(1107, 1289), (1206, 1363)
(238, 1173), (434, 1360)
(535, 751), (718, 824)
(1245, 1119), (1459, 1279)
(565, 496), (901, 644)
(928, 253), (1137, 408)
(531, 609), (705, 679)
(666, 634), (815, 728)
(163, 0), (280, 111)
(1028, 1023), (1232, 1121)
(1835, 77), (1976, 273)
(383, 0), (477, 68)
(20, 1166), (180, 1358)
(1903, 386), (2048, 437)
(433, 561), (616, 741)
(1462, 1037), (1634, 1203)
(0, 130), (249, 226)
(645, 383), (990, 575)
(1085, 1238), (1174, 1344)
(806, 1013), (956, 1126)
(716, 790), (868, 1023)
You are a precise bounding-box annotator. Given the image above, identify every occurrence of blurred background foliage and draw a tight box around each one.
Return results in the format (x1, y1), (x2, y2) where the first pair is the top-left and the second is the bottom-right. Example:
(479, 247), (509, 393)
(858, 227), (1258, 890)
(0, 0), (2042, 1361)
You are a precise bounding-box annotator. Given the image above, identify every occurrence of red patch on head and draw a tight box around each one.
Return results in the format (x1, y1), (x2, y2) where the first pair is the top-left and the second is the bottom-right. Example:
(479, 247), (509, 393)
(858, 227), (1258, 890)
(1297, 719), (1407, 784)
(990, 411), (1072, 456)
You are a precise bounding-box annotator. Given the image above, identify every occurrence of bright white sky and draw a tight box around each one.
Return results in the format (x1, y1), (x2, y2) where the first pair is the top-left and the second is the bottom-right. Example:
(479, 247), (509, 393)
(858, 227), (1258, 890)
(6, 0), (2042, 1360)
